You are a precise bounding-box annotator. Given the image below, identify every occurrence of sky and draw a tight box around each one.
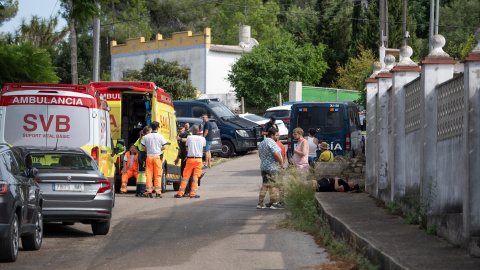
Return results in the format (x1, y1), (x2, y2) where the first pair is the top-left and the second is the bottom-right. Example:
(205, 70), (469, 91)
(0, 0), (67, 34)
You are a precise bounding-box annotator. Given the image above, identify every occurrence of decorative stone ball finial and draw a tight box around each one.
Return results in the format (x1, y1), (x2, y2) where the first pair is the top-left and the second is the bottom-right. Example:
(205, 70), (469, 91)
(428, 34), (449, 57)
(372, 61), (382, 73)
(384, 54), (395, 70)
(473, 27), (480, 53)
(398, 45), (416, 65)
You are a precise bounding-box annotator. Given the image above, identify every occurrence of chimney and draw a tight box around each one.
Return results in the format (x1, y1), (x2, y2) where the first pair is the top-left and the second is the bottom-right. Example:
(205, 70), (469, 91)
(239, 25), (251, 48)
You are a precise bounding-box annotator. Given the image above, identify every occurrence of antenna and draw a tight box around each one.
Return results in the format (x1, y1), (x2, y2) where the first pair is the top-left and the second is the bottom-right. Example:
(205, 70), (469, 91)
(54, 138), (59, 151)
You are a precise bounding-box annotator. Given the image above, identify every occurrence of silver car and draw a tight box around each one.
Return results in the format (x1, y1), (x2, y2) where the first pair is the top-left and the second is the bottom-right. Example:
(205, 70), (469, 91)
(16, 147), (113, 235)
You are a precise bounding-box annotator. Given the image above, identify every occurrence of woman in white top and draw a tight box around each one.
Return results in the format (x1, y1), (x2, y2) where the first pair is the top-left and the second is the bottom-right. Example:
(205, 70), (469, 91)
(305, 128), (319, 164)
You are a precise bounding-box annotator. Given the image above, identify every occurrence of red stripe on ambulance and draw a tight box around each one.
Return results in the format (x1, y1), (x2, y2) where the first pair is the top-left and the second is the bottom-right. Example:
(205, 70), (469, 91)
(0, 95), (93, 108)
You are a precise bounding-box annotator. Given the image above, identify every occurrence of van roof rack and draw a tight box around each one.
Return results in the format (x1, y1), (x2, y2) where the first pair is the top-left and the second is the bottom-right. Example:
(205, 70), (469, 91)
(197, 98), (220, 103)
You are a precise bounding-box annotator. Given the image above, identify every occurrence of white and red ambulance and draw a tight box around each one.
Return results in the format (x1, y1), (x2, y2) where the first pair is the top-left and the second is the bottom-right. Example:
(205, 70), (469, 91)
(0, 83), (117, 183)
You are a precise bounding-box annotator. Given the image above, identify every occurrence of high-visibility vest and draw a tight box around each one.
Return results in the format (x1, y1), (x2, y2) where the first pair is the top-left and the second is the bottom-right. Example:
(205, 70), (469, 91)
(125, 151), (138, 169)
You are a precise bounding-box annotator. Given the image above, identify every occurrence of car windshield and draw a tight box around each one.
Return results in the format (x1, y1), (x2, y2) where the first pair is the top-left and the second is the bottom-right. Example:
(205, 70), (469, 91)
(244, 114), (267, 122)
(294, 107), (345, 134)
(27, 153), (97, 170)
(208, 102), (235, 119)
(264, 110), (290, 118)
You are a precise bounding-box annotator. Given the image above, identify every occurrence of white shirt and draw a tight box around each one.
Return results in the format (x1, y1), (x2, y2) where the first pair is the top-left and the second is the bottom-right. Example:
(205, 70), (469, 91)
(141, 132), (167, 157)
(186, 135), (206, 158)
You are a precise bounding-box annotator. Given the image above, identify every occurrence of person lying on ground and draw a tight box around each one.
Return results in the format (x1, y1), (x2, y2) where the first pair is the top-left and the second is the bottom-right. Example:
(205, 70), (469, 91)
(306, 176), (359, 192)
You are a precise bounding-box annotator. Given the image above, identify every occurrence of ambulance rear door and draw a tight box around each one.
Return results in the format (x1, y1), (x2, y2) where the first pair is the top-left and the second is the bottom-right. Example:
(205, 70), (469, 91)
(1, 92), (92, 148)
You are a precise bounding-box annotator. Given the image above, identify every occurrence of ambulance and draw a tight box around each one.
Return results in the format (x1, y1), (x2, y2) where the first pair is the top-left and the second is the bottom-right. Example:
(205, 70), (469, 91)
(89, 81), (181, 192)
(0, 83), (118, 188)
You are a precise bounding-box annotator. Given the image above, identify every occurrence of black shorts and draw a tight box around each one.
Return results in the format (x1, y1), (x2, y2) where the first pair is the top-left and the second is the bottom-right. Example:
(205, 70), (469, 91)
(261, 170), (278, 184)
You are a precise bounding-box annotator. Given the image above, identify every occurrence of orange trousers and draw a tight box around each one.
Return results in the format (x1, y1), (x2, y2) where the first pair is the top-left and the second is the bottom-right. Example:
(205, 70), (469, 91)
(177, 158), (202, 197)
(121, 168), (138, 192)
(145, 156), (163, 194)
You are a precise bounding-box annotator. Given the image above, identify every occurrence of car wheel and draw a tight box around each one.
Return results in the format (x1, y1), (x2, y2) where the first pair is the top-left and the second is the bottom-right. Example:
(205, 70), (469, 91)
(219, 140), (234, 158)
(0, 214), (19, 262)
(161, 164), (167, 193)
(91, 220), (110, 235)
(22, 208), (43, 250)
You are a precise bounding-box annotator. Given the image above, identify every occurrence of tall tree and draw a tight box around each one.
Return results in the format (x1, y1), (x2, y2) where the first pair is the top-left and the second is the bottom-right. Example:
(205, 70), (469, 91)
(209, 0), (280, 45)
(107, 0), (151, 43)
(228, 33), (327, 109)
(0, 0), (18, 27)
(15, 15), (69, 55)
(279, 4), (319, 46)
(123, 58), (197, 100)
(0, 42), (59, 86)
(60, 0), (102, 84)
(147, 0), (214, 39)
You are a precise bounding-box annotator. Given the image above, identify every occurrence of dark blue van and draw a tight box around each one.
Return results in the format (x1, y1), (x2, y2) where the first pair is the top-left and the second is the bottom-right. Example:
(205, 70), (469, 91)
(173, 99), (261, 158)
(287, 101), (363, 158)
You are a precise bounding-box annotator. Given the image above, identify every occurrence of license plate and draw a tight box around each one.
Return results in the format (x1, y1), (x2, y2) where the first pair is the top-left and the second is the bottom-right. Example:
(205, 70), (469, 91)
(53, 183), (84, 192)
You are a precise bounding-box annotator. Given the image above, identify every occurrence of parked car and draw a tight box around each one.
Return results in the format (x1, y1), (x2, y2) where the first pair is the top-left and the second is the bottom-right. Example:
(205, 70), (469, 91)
(176, 117), (222, 154)
(263, 105), (292, 129)
(237, 113), (288, 142)
(173, 99), (261, 158)
(0, 144), (43, 262)
(15, 146), (113, 235)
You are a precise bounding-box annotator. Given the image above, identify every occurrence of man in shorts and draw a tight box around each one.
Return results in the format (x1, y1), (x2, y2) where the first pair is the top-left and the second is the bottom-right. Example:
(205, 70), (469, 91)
(257, 127), (284, 209)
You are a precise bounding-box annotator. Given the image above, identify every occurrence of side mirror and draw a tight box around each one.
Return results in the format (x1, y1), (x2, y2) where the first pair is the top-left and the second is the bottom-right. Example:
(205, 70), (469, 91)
(28, 167), (39, 178)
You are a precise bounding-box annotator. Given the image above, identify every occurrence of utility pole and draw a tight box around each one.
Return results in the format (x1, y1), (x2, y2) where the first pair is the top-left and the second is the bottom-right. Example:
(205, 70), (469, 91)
(402, 0), (407, 46)
(429, 0), (435, 52)
(379, 0), (385, 47)
(92, 1), (101, 82)
(385, 0), (389, 48)
(435, 0), (439, 34)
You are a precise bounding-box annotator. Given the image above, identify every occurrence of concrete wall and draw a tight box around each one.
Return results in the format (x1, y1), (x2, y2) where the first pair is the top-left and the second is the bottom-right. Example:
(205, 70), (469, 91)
(365, 31), (480, 256)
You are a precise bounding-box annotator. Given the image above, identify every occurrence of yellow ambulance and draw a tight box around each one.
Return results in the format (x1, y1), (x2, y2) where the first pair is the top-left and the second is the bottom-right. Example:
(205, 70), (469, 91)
(90, 81), (181, 192)
(0, 83), (118, 187)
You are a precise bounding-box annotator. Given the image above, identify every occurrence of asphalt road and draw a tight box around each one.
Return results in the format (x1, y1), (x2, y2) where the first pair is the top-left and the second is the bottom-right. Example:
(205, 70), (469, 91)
(2, 151), (329, 270)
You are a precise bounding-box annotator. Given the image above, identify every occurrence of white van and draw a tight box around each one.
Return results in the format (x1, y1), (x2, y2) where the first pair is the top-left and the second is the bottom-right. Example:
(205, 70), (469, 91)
(0, 83), (119, 184)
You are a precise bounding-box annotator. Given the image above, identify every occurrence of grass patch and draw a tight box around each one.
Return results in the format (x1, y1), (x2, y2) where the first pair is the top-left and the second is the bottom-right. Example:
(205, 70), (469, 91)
(276, 167), (380, 270)
(386, 201), (402, 215)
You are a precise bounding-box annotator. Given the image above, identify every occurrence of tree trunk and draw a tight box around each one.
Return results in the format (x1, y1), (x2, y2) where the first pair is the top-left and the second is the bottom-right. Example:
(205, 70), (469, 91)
(69, 0), (78, 84)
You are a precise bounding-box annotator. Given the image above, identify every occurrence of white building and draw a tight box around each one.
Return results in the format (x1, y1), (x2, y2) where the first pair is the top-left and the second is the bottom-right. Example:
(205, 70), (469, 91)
(110, 26), (258, 110)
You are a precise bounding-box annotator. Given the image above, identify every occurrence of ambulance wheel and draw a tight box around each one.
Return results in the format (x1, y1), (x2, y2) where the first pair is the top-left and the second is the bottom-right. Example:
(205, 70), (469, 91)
(161, 165), (167, 193)
(219, 140), (234, 158)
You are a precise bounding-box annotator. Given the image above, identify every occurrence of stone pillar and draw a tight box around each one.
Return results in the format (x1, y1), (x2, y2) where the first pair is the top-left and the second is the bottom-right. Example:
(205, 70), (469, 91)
(391, 46), (421, 199)
(463, 28), (480, 257)
(419, 35), (456, 210)
(289, 81), (302, 102)
(376, 55), (395, 202)
(365, 62), (382, 195)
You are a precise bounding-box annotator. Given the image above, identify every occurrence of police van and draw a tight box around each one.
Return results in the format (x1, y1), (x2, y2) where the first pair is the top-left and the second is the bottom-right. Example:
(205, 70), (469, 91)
(287, 101), (363, 158)
(89, 81), (181, 192)
(0, 83), (118, 189)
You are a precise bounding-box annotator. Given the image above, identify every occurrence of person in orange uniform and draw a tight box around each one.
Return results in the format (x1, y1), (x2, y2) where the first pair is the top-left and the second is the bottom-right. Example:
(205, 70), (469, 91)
(141, 121), (167, 198)
(174, 125), (205, 198)
(120, 144), (139, 194)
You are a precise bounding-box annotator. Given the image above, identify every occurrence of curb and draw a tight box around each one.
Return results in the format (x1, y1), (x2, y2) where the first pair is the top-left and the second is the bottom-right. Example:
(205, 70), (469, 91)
(315, 198), (408, 270)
